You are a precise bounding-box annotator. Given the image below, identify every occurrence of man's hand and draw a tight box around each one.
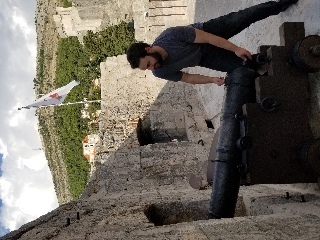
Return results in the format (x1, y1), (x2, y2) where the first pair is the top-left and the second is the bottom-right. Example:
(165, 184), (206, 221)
(213, 77), (225, 86)
(234, 47), (252, 61)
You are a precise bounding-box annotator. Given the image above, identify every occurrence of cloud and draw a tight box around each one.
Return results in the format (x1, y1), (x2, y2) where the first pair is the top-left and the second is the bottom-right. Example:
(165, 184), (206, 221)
(0, 152), (58, 230)
(0, 200), (10, 236)
(0, 0), (59, 235)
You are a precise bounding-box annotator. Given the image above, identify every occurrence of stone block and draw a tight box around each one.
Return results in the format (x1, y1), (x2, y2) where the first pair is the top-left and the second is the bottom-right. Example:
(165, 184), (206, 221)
(88, 231), (128, 240)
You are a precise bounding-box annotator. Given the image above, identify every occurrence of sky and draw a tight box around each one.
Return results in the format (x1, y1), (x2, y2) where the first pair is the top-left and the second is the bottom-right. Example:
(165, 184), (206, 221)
(0, 0), (59, 237)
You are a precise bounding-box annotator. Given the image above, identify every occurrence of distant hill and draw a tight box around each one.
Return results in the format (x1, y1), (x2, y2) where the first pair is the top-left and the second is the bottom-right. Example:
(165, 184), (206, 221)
(35, 0), (73, 205)
(35, 0), (136, 204)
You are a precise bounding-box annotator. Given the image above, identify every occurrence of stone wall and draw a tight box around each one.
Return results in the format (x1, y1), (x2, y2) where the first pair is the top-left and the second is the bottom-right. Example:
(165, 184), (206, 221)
(3, 0), (320, 239)
(82, 53), (214, 200)
(53, 0), (133, 41)
(133, 0), (191, 43)
(99, 54), (213, 153)
(3, 180), (320, 239)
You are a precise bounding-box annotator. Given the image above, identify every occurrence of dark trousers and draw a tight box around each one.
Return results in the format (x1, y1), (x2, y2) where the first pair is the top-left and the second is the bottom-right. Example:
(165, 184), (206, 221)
(200, 1), (283, 73)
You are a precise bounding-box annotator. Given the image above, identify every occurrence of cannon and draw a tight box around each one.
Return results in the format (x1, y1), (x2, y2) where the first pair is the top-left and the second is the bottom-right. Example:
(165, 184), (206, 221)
(208, 22), (320, 219)
(208, 67), (256, 219)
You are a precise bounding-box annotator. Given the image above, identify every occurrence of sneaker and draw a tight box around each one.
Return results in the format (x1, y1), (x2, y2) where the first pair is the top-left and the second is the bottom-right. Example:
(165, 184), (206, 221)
(278, 0), (299, 11)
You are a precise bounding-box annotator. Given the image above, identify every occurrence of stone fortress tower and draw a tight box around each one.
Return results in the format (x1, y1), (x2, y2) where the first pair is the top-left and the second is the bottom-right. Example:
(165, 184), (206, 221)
(53, 0), (134, 42)
(2, 0), (320, 239)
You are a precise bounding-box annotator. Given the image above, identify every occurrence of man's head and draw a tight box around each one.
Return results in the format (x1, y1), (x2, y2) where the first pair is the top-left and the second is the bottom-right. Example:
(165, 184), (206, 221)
(126, 42), (163, 71)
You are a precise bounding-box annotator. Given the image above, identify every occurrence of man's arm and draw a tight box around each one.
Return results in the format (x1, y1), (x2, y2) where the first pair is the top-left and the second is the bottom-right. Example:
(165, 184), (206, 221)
(181, 72), (225, 85)
(194, 28), (252, 60)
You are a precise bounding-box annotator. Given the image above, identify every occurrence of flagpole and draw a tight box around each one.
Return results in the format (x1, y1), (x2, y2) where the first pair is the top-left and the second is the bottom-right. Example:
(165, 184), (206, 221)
(18, 100), (101, 110)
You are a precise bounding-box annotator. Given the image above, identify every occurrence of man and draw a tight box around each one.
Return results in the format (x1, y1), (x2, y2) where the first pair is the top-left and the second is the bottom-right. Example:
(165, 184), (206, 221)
(126, 0), (299, 85)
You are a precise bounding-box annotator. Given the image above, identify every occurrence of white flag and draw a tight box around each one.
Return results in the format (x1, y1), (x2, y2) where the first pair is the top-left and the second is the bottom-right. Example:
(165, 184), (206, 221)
(18, 80), (80, 110)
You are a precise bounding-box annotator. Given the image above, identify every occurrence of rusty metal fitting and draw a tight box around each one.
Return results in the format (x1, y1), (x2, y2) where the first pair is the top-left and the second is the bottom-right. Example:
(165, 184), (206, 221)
(292, 35), (320, 72)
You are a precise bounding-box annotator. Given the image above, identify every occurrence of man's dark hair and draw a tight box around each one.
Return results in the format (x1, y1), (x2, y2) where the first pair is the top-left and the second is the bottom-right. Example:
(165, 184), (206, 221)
(126, 42), (150, 69)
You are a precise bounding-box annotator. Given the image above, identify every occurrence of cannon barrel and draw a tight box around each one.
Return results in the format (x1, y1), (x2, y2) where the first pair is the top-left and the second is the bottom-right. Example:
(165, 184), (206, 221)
(208, 67), (256, 219)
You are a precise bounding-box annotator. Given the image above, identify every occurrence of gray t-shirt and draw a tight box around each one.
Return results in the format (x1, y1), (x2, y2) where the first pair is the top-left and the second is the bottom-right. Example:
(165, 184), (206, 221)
(152, 23), (204, 82)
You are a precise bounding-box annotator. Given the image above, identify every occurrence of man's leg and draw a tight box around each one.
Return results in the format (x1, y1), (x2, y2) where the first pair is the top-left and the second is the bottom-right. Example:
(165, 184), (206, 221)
(199, 44), (244, 73)
(203, 0), (298, 39)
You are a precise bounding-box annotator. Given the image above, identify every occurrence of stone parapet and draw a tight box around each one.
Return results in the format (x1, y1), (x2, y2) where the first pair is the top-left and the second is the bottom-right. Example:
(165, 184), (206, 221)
(90, 142), (207, 195)
(4, 182), (320, 239)
(133, 0), (192, 43)
(99, 55), (213, 154)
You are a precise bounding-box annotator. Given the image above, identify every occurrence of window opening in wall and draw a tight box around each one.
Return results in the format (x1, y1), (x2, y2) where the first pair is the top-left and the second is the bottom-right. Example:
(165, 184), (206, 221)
(137, 117), (154, 146)
(144, 199), (247, 226)
(205, 120), (214, 129)
(144, 201), (212, 226)
(137, 116), (188, 145)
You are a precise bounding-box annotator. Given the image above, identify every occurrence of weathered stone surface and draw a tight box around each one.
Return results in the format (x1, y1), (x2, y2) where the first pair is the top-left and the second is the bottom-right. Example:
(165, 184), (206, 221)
(53, 0), (134, 42)
(4, 0), (320, 239)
